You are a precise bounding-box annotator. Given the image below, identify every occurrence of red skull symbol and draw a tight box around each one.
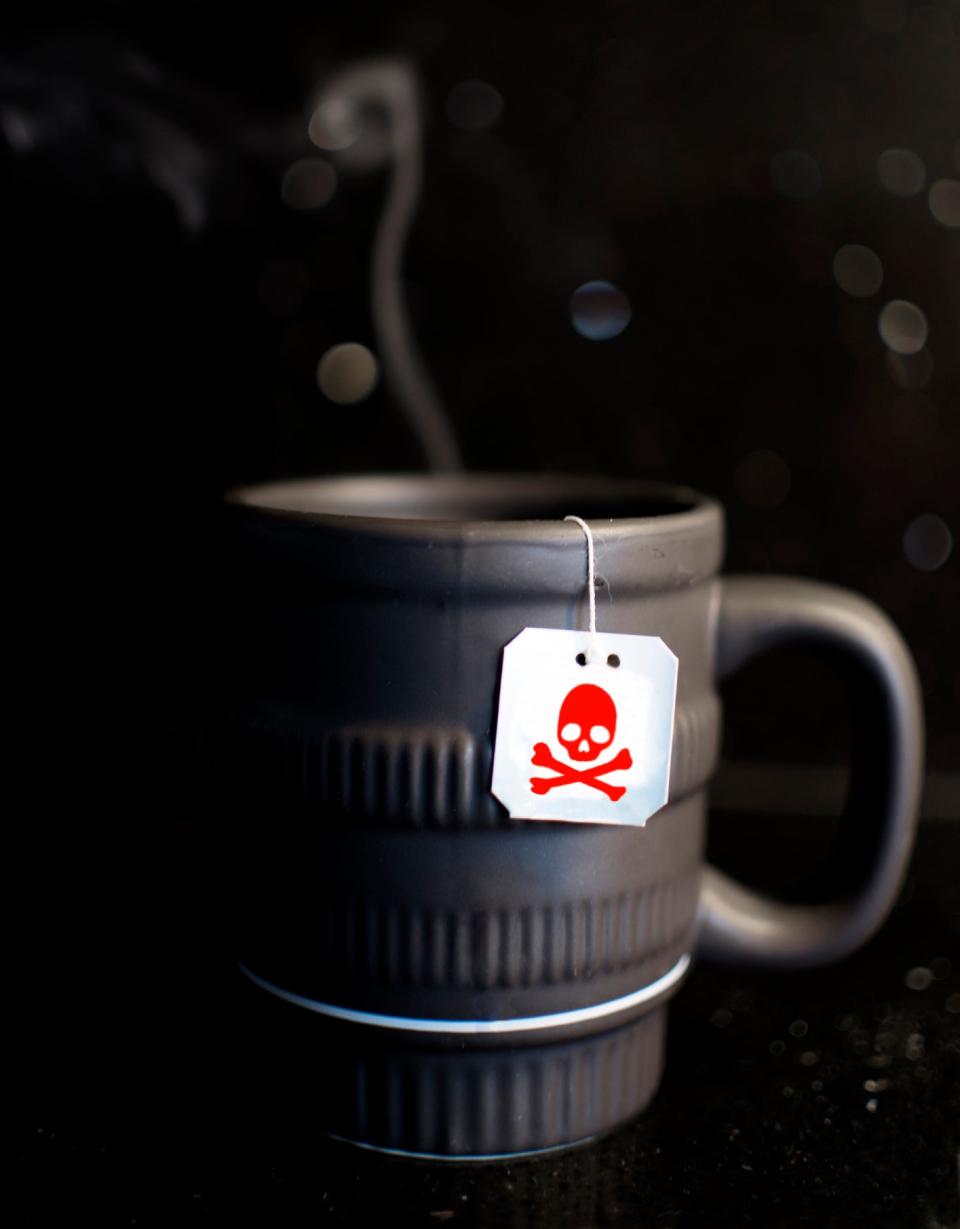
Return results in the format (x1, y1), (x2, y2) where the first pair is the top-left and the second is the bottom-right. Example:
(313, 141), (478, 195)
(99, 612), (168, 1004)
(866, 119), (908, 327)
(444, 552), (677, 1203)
(557, 684), (617, 762)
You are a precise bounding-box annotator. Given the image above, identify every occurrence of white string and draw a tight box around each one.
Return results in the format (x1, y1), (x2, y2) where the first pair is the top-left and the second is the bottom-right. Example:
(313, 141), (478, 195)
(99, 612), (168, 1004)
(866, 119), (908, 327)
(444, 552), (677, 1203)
(564, 515), (598, 656)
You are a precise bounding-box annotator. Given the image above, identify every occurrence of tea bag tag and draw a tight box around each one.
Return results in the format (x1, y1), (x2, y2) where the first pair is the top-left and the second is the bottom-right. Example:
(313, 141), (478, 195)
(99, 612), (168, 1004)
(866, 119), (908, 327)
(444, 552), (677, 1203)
(491, 628), (677, 826)
(491, 518), (678, 827)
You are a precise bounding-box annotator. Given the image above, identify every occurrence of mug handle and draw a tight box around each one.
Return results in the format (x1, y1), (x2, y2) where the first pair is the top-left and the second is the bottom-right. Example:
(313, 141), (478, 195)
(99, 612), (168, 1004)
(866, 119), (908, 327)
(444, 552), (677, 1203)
(696, 576), (924, 967)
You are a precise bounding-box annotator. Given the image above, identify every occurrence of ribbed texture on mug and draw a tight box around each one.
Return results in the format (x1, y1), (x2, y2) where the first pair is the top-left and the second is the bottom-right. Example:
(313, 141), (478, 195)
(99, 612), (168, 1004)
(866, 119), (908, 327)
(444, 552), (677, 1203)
(669, 692), (721, 799)
(320, 1009), (666, 1156)
(304, 872), (699, 992)
(224, 691), (718, 828)
(320, 727), (501, 826)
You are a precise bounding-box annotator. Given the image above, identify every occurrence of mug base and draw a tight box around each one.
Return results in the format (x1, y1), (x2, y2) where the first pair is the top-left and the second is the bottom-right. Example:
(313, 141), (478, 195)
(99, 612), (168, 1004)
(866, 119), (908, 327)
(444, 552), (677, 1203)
(299, 1004), (668, 1158)
(322, 1130), (600, 1163)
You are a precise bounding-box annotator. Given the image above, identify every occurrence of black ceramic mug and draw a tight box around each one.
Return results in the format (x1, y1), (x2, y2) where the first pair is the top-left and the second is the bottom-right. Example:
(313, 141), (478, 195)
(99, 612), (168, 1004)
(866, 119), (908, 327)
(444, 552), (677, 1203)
(220, 473), (923, 1159)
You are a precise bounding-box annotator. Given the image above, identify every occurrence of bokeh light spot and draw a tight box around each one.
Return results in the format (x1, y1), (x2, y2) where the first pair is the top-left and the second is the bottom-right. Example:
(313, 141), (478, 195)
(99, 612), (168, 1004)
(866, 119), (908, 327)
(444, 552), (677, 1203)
(878, 300), (928, 355)
(309, 96), (363, 151)
(1, 106), (36, 152)
(570, 281), (631, 340)
(317, 343), (379, 404)
(769, 150), (821, 200)
(281, 157), (337, 211)
(928, 178), (960, 227)
(735, 450), (791, 510)
(833, 244), (883, 297)
(877, 148), (925, 197)
(903, 515), (953, 571)
(445, 80), (504, 131)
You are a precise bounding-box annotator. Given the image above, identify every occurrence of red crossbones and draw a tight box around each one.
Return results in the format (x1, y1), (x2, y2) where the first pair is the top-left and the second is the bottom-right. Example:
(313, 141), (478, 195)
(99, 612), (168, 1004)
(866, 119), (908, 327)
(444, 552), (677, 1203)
(529, 743), (633, 802)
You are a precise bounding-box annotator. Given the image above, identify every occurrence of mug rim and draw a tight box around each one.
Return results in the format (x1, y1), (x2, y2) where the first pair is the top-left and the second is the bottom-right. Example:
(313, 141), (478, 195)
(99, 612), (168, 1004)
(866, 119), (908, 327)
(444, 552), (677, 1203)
(226, 472), (722, 543)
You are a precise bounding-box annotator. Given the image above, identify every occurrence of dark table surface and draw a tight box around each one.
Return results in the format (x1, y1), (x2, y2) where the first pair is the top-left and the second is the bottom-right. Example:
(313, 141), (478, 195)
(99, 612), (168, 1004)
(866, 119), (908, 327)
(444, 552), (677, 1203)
(13, 810), (959, 1228)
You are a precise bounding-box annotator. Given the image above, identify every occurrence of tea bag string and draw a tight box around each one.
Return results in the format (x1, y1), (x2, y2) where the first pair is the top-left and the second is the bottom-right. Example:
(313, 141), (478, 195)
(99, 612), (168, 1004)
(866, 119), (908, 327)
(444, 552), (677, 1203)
(564, 515), (599, 660)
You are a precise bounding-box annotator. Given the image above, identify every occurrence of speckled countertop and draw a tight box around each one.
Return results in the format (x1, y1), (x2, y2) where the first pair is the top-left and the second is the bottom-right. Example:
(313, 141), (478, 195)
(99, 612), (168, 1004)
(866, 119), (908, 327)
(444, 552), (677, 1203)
(13, 814), (959, 1228)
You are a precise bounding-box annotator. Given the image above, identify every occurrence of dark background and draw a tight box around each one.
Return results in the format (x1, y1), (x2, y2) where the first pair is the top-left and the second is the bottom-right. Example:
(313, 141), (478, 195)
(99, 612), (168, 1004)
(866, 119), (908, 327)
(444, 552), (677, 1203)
(7, 2), (958, 1225)
(5, 0), (958, 774)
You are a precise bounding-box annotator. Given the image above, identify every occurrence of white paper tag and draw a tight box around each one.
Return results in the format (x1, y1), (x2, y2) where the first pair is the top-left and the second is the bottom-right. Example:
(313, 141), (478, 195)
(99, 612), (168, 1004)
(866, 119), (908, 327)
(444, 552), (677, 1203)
(491, 628), (678, 827)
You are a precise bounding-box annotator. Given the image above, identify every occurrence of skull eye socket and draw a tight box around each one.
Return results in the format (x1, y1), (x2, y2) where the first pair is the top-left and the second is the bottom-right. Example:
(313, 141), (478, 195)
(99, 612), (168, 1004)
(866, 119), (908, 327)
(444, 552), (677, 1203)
(560, 722), (581, 742)
(589, 725), (612, 745)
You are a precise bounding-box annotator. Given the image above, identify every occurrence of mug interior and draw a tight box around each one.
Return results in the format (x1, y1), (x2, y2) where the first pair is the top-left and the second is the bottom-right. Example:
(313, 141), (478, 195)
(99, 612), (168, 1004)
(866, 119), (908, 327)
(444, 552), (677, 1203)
(230, 473), (704, 525)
